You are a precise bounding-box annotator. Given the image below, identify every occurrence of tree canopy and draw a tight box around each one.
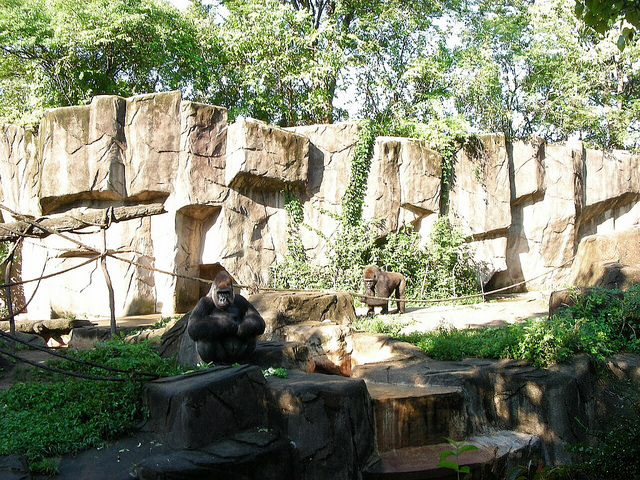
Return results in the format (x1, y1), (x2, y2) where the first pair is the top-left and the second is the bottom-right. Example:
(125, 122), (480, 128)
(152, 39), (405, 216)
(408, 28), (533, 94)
(1, 0), (640, 149)
(574, 0), (640, 50)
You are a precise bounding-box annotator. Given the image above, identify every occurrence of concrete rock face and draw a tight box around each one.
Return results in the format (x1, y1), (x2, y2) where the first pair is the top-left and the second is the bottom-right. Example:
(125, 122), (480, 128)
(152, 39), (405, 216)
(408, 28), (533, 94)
(1, 92), (640, 318)
(568, 227), (640, 289)
(364, 136), (442, 237)
(141, 366), (379, 480)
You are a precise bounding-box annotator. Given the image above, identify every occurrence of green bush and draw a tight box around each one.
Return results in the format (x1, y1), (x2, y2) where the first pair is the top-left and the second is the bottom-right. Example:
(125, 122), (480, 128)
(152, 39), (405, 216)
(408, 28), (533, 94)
(0, 340), (184, 473)
(566, 402), (640, 480)
(420, 217), (479, 300)
(352, 313), (414, 336)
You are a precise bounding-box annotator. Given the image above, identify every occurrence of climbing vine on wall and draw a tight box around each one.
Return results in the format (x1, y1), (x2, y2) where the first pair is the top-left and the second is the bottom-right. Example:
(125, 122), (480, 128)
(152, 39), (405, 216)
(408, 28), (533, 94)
(270, 117), (481, 302)
(283, 189), (305, 263)
(341, 119), (377, 226)
(383, 115), (472, 214)
(270, 189), (328, 289)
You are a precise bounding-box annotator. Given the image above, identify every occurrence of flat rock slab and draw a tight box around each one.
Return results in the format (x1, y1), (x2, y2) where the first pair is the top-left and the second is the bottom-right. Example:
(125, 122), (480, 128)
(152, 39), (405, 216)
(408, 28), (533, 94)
(248, 291), (356, 339)
(0, 455), (29, 480)
(0, 318), (93, 335)
(365, 430), (541, 480)
(134, 430), (293, 480)
(351, 332), (429, 366)
(36, 433), (172, 480)
(67, 325), (148, 349)
(248, 340), (315, 372)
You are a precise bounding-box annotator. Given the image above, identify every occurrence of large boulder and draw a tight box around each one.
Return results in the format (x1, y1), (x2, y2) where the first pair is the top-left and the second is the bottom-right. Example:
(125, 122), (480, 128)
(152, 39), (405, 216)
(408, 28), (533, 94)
(581, 147), (640, 224)
(568, 227), (640, 288)
(265, 370), (380, 479)
(449, 134), (512, 283)
(352, 355), (600, 465)
(143, 366), (268, 450)
(283, 322), (353, 376)
(247, 291), (356, 340)
(363, 136), (441, 235)
(492, 140), (584, 291)
(450, 134), (511, 237)
(0, 124), (40, 216)
(511, 136), (545, 204)
(289, 122), (360, 264)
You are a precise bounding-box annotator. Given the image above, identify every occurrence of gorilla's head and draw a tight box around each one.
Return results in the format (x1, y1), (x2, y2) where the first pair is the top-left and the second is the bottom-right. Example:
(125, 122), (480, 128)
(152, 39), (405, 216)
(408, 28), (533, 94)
(363, 265), (379, 295)
(211, 271), (234, 310)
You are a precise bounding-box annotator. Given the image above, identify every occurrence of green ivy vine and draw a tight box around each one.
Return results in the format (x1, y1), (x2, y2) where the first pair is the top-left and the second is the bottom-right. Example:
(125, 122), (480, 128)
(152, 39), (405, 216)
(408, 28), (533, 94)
(270, 116), (480, 303)
(341, 119), (377, 226)
(283, 190), (305, 263)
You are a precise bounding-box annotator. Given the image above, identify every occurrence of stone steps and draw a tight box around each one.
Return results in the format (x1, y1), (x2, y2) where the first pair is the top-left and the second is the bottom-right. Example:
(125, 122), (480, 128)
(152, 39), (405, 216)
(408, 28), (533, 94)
(366, 382), (468, 452)
(364, 431), (541, 480)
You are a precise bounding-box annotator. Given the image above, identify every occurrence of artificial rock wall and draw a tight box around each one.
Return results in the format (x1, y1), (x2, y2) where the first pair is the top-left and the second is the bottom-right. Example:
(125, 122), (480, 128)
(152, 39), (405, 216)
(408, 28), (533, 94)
(1, 91), (639, 319)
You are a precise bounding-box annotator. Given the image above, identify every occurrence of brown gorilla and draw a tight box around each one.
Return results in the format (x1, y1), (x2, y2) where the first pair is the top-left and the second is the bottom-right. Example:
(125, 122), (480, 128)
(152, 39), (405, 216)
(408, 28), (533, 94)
(362, 265), (406, 315)
(187, 271), (265, 364)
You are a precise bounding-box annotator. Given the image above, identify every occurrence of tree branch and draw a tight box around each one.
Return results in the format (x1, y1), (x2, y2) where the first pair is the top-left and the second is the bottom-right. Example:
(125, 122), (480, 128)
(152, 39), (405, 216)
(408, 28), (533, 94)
(0, 203), (167, 242)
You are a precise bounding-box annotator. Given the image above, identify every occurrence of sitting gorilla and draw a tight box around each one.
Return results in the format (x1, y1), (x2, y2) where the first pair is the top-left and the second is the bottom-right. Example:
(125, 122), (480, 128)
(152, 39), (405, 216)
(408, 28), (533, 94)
(187, 271), (265, 364)
(362, 265), (406, 315)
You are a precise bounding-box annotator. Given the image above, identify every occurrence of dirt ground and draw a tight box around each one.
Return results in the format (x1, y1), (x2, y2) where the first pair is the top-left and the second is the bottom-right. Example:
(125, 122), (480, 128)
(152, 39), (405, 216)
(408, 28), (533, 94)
(355, 291), (550, 332)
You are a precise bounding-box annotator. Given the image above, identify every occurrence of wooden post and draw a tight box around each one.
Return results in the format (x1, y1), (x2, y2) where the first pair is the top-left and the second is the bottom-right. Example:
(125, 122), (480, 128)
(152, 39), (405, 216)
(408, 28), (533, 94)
(3, 246), (15, 353)
(100, 227), (117, 338)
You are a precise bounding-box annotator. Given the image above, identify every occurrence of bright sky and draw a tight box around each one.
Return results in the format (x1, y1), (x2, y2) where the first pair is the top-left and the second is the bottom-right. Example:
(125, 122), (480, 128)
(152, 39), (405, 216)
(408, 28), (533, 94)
(170, 0), (190, 9)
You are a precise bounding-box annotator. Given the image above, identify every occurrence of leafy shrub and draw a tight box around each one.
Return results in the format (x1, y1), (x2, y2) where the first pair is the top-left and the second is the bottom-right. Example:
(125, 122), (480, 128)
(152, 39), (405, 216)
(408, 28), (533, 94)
(505, 317), (576, 368)
(376, 224), (428, 299)
(565, 402), (640, 480)
(400, 324), (522, 362)
(420, 217), (479, 300)
(0, 340), (183, 472)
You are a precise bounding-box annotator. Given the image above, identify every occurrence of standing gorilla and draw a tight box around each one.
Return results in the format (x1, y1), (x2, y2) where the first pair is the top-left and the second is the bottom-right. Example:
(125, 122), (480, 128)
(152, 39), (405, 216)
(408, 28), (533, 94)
(362, 265), (406, 315)
(187, 271), (265, 364)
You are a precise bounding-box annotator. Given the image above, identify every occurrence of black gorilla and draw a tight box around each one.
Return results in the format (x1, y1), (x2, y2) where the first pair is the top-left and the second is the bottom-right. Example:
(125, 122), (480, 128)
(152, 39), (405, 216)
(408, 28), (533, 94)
(362, 265), (406, 315)
(187, 271), (265, 364)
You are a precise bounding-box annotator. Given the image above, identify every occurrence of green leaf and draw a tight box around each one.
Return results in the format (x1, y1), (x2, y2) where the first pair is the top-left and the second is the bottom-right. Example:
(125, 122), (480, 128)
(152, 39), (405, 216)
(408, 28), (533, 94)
(439, 449), (456, 462)
(456, 444), (478, 454)
(437, 460), (460, 471)
(617, 34), (627, 51)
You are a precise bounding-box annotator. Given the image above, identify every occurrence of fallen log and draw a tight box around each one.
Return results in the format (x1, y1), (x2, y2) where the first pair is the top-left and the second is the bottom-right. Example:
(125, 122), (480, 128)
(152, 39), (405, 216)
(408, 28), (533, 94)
(0, 318), (94, 335)
(0, 203), (166, 241)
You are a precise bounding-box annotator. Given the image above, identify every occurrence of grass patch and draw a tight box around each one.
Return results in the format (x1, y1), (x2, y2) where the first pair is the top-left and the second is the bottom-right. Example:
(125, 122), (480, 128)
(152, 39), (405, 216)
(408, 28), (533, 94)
(358, 285), (640, 369)
(0, 339), (185, 474)
(352, 313), (416, 336)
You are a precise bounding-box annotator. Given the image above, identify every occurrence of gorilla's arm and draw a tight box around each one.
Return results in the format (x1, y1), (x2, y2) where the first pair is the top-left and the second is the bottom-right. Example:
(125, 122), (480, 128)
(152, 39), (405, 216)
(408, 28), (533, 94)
(187, 296), (238, 340)
(234, 295), (266, 339)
